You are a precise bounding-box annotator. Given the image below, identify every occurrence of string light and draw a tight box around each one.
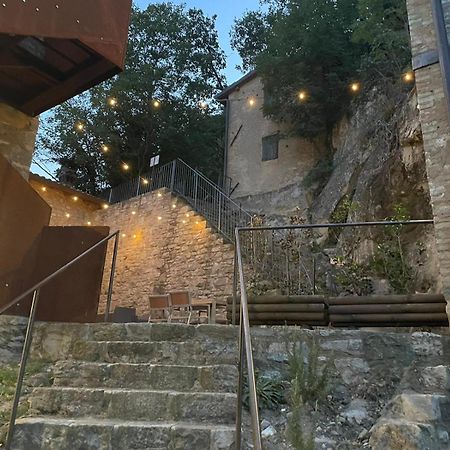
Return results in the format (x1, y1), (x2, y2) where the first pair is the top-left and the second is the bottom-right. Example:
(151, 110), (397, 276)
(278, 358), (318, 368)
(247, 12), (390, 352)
(102, 203), (109, 209)
(152, 99), (161, 108)
(350, 82), (361, 93)
(298, 90), (307, 102)
(158, 216), (162, 220)
(87, 221), (92, 226)
(122, 163), (130, 171)
(199, 101), (208, 110)
(182, 220), (187, 224)
(65, 213), (71, 218)
(172, 204), (176, 209)
(108, 97), (118, 107)
(101, 144), (109, 153)
(41, 186), (47, 192)
(403, 71), (414, 83)
(157, 192), (162, 198)
(132, 234), (137, 239)
(142, 178), (149, 185)
(75, 122), (85, 132)
(196, 220), (199, 225)
(132, 211), (136, 215)
(121, 233), (126, 238)
(72, 196), (78, 202)
(185, 213), (190, 217)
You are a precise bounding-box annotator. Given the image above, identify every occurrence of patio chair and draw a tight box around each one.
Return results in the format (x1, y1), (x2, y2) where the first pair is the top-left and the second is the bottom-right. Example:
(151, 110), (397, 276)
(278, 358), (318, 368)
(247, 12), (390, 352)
(148, 294), (171, 323)
(169, 291), (193, 324)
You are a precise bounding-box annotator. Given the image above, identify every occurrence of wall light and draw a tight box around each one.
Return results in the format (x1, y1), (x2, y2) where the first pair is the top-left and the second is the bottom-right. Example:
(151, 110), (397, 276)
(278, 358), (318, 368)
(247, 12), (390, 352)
(350, 82), (361, 93)
(102, 203), (109, 209)
(72, 196), (78, 201)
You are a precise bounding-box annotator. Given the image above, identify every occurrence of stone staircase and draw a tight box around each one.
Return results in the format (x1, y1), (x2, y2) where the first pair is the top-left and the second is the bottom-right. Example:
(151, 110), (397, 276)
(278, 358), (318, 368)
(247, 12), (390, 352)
(370, 364), (450, 449)
(11, 322), (239, 450)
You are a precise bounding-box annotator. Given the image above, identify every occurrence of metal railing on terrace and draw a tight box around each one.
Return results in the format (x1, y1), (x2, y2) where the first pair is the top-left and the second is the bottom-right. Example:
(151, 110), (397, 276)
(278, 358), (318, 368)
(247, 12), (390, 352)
(232, 219), (441, 449)
(107, 159), (253, 242)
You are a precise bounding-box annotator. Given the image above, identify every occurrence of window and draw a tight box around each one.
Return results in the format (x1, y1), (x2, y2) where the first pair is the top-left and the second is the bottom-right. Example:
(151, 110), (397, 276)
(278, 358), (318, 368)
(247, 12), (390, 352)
(262, 134), (279, 161)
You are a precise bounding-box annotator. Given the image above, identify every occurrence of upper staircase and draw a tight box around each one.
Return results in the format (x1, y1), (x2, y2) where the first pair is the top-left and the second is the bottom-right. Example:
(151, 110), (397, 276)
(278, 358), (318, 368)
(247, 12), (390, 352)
(107, 159), (252, 242)
(11, 322), (239, 450)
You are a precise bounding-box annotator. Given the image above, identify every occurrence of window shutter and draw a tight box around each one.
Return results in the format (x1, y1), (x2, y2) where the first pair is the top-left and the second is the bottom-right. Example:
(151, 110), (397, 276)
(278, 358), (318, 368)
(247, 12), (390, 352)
(262, 134), (279, 161)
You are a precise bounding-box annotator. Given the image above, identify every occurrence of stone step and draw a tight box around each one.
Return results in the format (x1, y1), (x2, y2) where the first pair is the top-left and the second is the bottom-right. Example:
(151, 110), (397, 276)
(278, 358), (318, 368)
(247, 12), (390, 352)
(30, 322), (238, 361)
(52, 361), (237, 393)
(12, 417), (235, 450)
(66, 340), (238, 365)
(29, 387), (236, 424)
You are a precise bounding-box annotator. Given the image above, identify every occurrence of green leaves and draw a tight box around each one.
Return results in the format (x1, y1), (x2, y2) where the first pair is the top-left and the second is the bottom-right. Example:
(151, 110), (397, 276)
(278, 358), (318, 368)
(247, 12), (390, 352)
(38, 3), (226, 193)
(231, 0), (411, 142)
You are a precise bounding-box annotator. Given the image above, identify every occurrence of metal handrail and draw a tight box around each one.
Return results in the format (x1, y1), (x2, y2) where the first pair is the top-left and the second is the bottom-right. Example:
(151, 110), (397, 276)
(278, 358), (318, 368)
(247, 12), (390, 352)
(0, 230), (120, 449)
(177, 159), (253, 217)
(232, 218), (434, 449)
(108, 158), (253, 241)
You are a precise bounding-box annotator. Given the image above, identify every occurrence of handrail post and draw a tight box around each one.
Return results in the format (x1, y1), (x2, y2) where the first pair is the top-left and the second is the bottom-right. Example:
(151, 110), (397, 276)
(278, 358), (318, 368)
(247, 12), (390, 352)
(232, 250), (238, 326)
(104, 232), (120, 322)
(234, 228), (262, 450)
(194, 172), (199, 209)
(170, 160), (176, 192)
(5, 289), (40, 450)
(235, 308), (244, 450)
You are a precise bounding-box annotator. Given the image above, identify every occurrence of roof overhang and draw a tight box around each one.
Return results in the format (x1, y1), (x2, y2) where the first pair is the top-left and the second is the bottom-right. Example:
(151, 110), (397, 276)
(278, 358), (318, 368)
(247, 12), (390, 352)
(216, 70), (258, 103)
(0, 0), (132, 116)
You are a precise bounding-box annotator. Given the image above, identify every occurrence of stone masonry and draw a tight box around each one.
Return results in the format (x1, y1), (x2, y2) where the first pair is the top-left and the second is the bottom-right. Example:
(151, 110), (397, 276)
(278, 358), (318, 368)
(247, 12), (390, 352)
(407, 0), (450, 320)
(30, 180), (235, 319)
(92, 189), (235, 318)
(0, 102), (38, 179)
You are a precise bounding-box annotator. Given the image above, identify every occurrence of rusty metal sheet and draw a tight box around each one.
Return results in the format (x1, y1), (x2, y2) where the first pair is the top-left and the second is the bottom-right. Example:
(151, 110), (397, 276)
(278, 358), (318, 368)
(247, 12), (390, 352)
(0, 0), (132, 68)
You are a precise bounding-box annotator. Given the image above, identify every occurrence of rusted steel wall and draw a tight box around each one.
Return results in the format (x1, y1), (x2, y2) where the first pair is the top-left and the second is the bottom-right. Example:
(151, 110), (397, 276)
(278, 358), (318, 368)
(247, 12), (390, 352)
(0, 0), (132, 68)
(0, 153), (51, 308)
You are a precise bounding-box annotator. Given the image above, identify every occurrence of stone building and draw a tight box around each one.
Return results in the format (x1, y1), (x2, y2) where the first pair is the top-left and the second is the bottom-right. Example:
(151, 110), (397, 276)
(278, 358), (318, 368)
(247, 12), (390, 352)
(217, 71), (326, 216)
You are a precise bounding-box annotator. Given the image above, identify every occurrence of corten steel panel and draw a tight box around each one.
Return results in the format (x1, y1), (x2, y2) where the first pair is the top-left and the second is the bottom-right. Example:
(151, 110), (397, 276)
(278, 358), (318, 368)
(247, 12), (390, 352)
(9, 226), (110, 323)
(0, 153), (51, 309)
(0, 0), (132, 115)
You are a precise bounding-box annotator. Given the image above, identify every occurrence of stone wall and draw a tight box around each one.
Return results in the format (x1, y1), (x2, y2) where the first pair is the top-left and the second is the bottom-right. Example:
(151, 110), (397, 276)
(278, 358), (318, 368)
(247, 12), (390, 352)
(29, 180), (235, 319)
(91, 189), (234, 318)
(0, 102), (38, 179)
(29, 176), (104, 226)
(226, 75), (326, 215)
(407, 0), (450, 319)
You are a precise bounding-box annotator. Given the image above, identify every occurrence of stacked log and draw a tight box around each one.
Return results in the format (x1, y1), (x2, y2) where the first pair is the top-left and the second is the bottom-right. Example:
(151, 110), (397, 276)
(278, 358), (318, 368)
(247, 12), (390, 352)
(328, 294), (448, 327)
(227, 295), (328, 326)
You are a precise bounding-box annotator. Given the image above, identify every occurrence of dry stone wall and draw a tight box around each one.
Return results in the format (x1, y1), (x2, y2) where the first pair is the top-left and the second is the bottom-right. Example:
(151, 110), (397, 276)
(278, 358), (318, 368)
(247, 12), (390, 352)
(91, 189), (235, 319)
(29, 181), (235, 320)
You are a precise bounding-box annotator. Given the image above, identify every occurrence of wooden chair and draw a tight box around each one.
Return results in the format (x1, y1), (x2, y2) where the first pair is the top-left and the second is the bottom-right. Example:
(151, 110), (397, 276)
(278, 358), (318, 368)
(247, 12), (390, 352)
(148, 294), (171, 323)
(169, 291), (193, 324)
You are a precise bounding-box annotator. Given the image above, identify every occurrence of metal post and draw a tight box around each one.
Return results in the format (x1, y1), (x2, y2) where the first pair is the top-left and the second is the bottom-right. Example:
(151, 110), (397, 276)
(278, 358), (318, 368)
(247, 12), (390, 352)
(108, 188), (113, 203)
(104, 233), (120, 322)
(170, 160), (176, 192)
(235, 313), (245, 450)
(313, 257), (316, 295)
(5, 290), (40, 450)
(194, 172), (199, 209)
(136, 177), (140, 197)
(218, 192), (222, 232)
(235, 228), (262, 450)
(232, 250), (238, 326)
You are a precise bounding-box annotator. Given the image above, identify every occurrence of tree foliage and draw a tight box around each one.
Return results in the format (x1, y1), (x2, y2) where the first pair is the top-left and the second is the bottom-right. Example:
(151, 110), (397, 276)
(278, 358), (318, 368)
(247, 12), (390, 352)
(231, 0), (412, 142)
(38, 3), (226, 193)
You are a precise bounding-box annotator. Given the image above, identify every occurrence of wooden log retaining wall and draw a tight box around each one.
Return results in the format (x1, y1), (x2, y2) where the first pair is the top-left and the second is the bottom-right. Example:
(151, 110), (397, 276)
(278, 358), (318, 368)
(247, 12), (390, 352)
(227, 294), (448, 327)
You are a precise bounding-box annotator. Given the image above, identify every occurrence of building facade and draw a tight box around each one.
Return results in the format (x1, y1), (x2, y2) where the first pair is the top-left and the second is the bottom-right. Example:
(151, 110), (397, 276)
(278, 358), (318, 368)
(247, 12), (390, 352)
(218, 72), (326, 217)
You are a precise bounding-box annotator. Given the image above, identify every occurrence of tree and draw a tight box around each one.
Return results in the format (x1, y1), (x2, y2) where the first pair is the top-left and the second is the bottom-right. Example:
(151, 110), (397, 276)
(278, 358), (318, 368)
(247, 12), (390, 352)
(230, 0), (412, 145)
(37, 3), (226, 193)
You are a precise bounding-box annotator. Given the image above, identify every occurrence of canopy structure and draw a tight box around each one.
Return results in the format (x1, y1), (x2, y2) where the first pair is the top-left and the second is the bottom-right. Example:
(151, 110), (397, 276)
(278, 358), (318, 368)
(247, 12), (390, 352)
(0, 0), (132, 116)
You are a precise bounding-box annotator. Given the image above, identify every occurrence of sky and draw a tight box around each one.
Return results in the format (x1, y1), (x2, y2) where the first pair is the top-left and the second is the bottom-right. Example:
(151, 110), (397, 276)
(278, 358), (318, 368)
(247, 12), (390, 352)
(134, 0), (261, 83)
